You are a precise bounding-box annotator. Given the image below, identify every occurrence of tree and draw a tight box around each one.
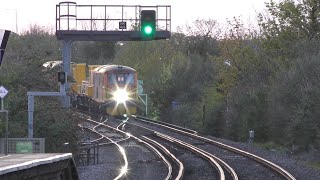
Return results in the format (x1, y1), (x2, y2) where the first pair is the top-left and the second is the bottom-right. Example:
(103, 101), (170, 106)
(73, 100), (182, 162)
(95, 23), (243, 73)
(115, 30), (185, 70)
(72, 41), (116, 65)
(268, 54), (320, 151)
(0, 25), (79, 153)
(258, 0), (320, 63)
(259, 0), (320, 39)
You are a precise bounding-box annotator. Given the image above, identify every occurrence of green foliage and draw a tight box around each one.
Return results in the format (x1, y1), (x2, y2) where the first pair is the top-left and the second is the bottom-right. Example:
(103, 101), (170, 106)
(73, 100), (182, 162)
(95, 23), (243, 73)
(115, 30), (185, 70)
(268, 54), (320, 150)
(227, 87), (270, 142)
(254, 141), (288, 154)
(34, 98), (78, 153)
(202, 86), (225, 136)
(72, 41), (116, 65)
(0, 25), (78, 153)
(258, 0), (320, 66)
(250, 0), (320, 151)
(166, 103), (203, 130)
(259, 0), (320, 39)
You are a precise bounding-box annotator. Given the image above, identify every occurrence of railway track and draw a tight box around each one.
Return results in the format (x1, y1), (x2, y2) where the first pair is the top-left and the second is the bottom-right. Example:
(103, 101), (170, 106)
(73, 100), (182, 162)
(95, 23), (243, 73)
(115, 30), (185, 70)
(77, 111), (296, 180)
(80, 113), (232, 179)
(77, 113), (177, 180)
(141, 136), (184, 180)
(130, 116), (296, 180)
(124, 118), (238, 180)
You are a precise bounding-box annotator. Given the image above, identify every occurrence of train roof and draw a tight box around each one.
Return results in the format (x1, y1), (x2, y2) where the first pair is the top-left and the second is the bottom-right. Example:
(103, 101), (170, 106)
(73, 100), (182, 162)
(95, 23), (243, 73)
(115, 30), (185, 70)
(93, 64), (136, 73)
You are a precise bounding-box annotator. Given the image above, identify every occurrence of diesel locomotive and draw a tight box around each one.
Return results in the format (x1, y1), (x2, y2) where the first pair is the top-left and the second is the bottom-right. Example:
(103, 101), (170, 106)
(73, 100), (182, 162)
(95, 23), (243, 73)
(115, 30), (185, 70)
(70, 63), (140, 116)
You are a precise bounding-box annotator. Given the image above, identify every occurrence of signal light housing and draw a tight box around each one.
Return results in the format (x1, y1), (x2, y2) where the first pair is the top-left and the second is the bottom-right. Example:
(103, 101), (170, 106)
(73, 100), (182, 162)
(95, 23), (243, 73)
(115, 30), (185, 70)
(141, 10), (156, 40)
(58, 72), (66, 84)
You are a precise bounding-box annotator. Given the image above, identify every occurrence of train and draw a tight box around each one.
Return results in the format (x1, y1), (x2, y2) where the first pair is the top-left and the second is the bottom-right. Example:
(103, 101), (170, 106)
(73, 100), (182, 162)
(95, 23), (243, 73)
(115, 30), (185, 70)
(44, 61), (141, 116)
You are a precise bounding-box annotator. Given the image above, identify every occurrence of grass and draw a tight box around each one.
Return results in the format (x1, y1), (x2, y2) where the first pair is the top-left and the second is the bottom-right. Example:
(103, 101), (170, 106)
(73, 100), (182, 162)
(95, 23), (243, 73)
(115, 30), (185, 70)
(253, 141), (288, 154)
(255, 142), (320, 170)
(306, 162), (320, 169)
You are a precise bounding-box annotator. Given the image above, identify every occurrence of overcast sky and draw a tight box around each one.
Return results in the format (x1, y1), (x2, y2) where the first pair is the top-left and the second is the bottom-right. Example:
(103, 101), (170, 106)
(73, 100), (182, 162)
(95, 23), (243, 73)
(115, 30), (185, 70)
(0, 0), (271, 33)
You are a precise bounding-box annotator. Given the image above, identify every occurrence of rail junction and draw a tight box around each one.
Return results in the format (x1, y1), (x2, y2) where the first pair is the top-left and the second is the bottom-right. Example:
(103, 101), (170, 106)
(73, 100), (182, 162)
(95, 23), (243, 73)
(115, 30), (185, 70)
(75, 111), (296, 180)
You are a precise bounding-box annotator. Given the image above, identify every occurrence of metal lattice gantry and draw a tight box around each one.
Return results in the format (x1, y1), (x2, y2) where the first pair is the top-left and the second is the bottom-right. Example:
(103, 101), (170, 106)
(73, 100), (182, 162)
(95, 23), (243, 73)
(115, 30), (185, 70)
(54, 1), (171, 107)
(55, 2), (171, 41)
(51, 2), (169, 114)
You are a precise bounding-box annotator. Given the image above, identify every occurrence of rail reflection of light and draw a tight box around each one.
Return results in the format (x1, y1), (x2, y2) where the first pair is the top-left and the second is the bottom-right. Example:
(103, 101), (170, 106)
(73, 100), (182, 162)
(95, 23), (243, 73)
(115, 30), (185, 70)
(117, 116), (129, 130)
(80, 114), (131, 179)
(81, 113), (174, 180)
(125, 132), (131, 137)
(92, 132), (129, 179)
(91, 120), (111, 142)
(115, 146), (128, 180)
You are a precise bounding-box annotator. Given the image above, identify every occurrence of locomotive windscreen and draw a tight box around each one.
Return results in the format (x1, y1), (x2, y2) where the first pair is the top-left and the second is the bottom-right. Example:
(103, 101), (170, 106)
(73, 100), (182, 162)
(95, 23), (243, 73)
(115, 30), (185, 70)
(108, 73), (134, 85)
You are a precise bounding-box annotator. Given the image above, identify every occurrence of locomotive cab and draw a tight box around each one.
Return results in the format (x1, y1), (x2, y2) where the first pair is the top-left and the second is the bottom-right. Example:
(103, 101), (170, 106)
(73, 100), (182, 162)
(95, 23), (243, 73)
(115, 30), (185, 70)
(72, 64), (139, 116)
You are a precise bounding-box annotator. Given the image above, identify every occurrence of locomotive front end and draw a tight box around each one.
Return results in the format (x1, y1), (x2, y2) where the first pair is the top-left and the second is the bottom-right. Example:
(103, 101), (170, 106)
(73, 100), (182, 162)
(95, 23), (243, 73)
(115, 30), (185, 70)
(104, 66), (139, 116)
(71, 64), (139, 116)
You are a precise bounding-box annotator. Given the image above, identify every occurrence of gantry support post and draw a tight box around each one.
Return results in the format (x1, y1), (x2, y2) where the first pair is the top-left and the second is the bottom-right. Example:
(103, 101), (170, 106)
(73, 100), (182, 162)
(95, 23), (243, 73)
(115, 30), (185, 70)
(61, 40), (72, 107)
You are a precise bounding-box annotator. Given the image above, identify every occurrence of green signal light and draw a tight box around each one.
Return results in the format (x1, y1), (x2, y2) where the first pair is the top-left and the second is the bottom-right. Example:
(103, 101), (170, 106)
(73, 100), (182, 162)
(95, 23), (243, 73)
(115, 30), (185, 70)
(144, 26), (153, 34)
(141, 10), (156, 40)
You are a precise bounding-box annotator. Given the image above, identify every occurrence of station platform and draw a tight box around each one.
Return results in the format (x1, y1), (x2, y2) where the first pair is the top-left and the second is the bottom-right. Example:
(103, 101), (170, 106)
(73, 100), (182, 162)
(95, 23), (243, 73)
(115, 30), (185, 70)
(0, 153), (79, 180)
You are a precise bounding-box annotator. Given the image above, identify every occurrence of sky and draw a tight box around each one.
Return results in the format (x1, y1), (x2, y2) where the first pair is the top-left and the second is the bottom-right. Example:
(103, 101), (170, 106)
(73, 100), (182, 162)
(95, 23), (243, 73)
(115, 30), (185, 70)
(0, 0), (271, 34)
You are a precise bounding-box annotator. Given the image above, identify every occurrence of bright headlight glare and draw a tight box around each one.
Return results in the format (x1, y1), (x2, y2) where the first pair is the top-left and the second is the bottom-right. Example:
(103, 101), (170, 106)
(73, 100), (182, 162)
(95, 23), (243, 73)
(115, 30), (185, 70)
(113, 89), (129, 103)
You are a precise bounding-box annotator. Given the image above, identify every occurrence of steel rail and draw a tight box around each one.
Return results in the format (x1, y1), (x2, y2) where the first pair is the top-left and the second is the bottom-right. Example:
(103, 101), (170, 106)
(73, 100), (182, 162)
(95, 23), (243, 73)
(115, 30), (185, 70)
(188, 133), (296, 180)
(79, 126), (131, 147)
(125, 120), (237, 179)
(195, 144), (238, 180)
(79, 116), (129, 144)
(134, 117), (296, 180)
(132, 115), (197, 134)
(155, 132), (225, 180)
(92, 119), (131, 143)
(86, 130), (127, 179)
(141, 136), (184, 180)
(84, 116), (173, 180)
(80, 123), (128, 180)
(80, 126), (110, 143)
(133, 137), (172, 180)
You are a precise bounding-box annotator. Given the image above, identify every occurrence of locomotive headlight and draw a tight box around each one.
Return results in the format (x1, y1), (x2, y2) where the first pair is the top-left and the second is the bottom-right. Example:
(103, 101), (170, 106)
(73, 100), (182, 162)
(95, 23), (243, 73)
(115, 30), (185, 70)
(113, 89), (129, 104)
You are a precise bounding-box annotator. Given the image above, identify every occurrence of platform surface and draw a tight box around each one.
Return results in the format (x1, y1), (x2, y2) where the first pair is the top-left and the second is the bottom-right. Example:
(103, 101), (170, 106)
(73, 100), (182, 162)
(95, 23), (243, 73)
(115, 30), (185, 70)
(0, 153), (72, 175)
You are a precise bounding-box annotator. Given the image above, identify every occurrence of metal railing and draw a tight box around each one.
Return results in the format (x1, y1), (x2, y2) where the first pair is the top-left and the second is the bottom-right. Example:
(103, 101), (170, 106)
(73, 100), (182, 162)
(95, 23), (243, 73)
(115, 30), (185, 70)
(0, 138), (45, 153)
(56, 2), (171, 32)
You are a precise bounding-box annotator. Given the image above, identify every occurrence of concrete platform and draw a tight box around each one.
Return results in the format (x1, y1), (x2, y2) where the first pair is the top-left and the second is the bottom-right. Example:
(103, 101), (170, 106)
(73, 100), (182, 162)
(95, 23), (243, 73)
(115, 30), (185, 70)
(0, 153), (78, 180)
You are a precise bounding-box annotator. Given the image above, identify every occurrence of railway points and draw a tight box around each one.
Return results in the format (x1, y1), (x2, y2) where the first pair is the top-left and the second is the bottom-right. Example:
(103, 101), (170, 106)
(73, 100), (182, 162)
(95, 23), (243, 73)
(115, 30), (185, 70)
(126, 116), (297, 180)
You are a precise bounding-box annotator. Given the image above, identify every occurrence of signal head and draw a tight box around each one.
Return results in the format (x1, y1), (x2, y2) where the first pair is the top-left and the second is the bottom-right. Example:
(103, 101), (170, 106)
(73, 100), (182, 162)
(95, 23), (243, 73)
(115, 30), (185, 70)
(141, 10), (156, 40)
(58, 72), (66, 84)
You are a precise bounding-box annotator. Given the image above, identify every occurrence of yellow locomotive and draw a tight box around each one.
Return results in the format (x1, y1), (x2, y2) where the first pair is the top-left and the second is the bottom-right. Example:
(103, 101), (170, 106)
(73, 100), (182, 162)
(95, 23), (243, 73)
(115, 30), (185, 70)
(71, 63), (139, 116)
